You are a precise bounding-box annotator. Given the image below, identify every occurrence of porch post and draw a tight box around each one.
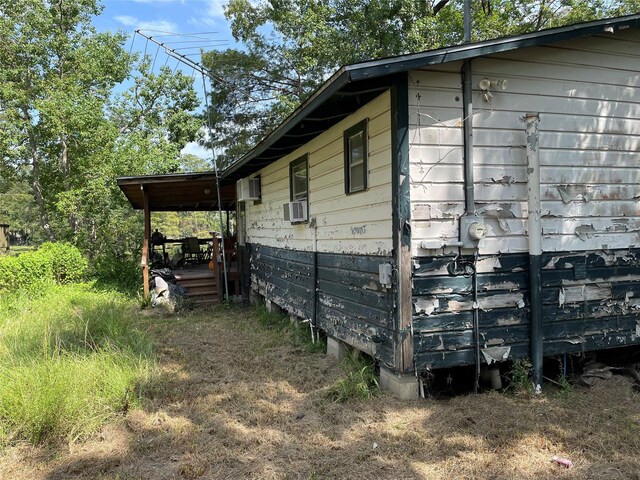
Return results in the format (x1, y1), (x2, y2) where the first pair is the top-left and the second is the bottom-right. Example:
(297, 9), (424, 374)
(142, 185), (151, 299)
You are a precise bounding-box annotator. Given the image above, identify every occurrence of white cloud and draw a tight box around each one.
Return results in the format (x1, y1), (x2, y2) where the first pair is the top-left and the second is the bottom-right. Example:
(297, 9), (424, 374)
(184, 1), (227, 29)
(187, 16), (218, 28)
(206, 0), (226, 18)
(114, 15), (179, 33)
(181, 141), (211, 159)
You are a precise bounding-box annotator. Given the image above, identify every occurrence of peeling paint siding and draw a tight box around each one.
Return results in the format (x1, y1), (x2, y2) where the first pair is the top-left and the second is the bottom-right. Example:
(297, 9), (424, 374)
(413, 248), (640, 370)
(409, 30), (640, 257)
(245, 92), (393, 255)
(247, 243), (395, 364)
(412, 253), (531, 368)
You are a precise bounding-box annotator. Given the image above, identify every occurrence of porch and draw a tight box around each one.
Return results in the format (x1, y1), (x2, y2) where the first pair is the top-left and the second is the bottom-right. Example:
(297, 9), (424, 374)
(117, 172), (238, 305)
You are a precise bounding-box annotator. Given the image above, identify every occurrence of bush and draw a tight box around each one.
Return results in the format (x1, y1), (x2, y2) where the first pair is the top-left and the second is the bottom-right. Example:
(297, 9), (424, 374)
(0, 242), (87, 293)
(37, 242), (88, 284)
(91, 251), (141, 295)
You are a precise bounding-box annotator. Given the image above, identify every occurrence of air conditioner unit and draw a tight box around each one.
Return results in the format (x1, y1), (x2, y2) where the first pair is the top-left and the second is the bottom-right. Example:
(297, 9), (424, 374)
(237, 177), (261, 202)
(283, 201), (308, 223)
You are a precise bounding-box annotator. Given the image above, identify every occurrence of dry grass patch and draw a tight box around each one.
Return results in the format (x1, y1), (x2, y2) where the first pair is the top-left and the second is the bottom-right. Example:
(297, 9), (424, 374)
(2, 304), (640, 479)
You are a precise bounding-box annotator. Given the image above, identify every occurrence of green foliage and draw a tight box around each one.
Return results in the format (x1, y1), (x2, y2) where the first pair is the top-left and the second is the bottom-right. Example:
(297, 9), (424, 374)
(203, 0), (640, 167)
(556, 374), (573, 395)
(0, 242), (87, 293)
(0, 0), (202, 268)
(37, 242), (88, 284)
(91, 250), (142, 295)
(0, 284), (154, 445)
(0, 181), (41, 245)
(506, 358), (534, 394)
(326, 352), (380, 402)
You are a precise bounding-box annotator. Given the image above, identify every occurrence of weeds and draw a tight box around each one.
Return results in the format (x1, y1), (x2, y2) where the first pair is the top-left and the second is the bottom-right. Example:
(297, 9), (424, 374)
(254, 303), (326, 353)
(253, 302), (378, 401)
(0, 284), (154, 445)
(505, 358), (534, 394)
(326, 352), (380, 402)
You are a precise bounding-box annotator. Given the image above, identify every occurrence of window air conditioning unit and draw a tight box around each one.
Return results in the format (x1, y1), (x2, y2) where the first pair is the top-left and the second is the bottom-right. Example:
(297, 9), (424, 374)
(237, 177), (261, 202)
(283, 201), (307, 223)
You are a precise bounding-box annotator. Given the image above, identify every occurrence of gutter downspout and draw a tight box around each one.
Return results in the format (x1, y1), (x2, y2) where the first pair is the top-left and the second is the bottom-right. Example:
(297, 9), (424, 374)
(310, 216), (318, 342)
(462, 0), (481, 394)
(525, 113), (543, 394)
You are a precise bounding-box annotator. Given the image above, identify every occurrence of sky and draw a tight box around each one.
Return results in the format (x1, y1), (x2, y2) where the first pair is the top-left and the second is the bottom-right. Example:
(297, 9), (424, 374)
(94, 0), (241, 159)
(96, 0), (234, 43)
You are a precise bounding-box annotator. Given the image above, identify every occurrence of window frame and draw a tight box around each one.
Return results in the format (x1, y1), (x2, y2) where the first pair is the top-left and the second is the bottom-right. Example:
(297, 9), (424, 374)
(343, 119), (369, 195)
(289, 154), (309, 223)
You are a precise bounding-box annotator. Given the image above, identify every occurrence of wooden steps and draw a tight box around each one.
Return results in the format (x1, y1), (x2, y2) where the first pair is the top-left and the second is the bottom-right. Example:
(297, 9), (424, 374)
(174, 268), (220, 305)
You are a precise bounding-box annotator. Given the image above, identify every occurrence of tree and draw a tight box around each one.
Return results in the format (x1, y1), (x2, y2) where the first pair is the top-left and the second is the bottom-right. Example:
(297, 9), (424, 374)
(203, 0), (640, 167)
(0, 0), (202, 260)
(0, 0), (130, 240)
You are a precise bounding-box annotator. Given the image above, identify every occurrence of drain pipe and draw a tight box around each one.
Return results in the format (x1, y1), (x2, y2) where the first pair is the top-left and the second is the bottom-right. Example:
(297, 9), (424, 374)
(462, 59), (481, 393)
(525, 113), (543, 394)
(461, 0), (481, 393)
(309, 216), (318, 342)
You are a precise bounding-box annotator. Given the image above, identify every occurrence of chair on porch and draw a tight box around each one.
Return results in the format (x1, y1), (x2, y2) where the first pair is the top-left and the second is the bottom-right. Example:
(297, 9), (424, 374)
(182, 237), (203, 264)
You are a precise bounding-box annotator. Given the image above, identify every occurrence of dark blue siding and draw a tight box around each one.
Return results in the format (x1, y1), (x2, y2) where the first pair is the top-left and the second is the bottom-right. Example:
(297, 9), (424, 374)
(247, 243), (395, 367)
(413, 248), (640, 371)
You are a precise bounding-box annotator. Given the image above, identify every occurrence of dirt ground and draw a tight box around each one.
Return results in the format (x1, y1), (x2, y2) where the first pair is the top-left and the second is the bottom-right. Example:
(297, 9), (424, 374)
(2, 305), (640, 480)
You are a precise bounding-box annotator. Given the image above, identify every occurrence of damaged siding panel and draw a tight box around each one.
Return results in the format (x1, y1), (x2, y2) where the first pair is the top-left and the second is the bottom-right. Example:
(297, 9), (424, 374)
(471, 34), (640, 254)
(248, 243), (395, 364)
(409, 31), (640, 370)
(408, 66), (465, 252)
(469, 33), (640, 255)
(412, 248), (640, 371)
(412, 254), (531, 370)
(245, 91), (393, 256)
(539, 248), (640, 354)
(251, 244), (315, 319)
(315, 251), (395, 365)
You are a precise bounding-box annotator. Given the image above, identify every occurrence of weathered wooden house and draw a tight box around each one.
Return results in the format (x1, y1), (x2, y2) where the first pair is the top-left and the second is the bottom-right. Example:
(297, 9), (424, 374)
(213, 15), (640, 397)
(0, 224), (9, 253)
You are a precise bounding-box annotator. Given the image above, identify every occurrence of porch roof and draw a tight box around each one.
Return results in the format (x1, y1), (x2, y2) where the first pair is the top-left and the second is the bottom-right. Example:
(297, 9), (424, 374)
(117, 172), (236, 211)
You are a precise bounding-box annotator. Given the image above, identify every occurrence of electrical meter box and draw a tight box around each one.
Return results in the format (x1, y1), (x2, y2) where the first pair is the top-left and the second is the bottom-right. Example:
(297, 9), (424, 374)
(459, 215), (487, 248)
(379, 263), (392, 288)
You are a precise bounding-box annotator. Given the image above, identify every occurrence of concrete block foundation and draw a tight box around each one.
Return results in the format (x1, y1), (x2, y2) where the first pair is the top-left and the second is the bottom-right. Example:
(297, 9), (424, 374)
(379, 367), (419, 400)
(326, 336), (350, 361)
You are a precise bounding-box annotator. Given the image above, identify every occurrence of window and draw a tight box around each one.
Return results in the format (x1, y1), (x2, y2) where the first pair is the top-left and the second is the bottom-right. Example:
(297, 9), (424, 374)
(289, 155), (309, 223)
(290, 155), (308, 202)
(344, 119), (368, 194)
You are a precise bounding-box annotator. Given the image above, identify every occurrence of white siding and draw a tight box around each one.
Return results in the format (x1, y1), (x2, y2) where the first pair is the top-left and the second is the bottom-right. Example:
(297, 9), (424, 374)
(245, 92), (392, 255)
(409, 29), (640, 256)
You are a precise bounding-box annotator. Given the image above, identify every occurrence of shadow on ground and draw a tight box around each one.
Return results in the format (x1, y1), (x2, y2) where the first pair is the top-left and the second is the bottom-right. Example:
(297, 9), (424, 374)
(4, 304), (640, 480)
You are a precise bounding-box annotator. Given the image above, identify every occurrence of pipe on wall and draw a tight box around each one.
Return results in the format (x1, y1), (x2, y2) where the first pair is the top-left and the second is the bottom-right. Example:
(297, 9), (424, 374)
(462, 60), (475, 213)
(310, 216), (318, 339)
(461, 58), (481, 392)
(525, 112), (543, 394)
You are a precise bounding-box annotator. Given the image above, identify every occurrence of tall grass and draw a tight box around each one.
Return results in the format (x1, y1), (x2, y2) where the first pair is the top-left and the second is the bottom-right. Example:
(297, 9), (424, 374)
(0, 284), (154, 445)
(326, 352), (380, 402)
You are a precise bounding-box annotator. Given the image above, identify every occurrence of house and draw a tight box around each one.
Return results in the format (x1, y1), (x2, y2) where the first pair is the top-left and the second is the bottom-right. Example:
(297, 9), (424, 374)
(220, 14), (640, 398)
(118, 15), (640, 398)
(0, 224), (9, 253)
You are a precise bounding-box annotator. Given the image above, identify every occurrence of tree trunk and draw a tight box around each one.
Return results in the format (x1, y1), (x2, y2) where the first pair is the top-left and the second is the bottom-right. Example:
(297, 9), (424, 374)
(30, 150), (55, 242)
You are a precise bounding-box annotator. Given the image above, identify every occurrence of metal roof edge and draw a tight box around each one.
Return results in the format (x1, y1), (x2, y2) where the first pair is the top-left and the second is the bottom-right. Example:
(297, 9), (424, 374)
(116, 171), (219, 185)
(345, 13), (640, 80)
